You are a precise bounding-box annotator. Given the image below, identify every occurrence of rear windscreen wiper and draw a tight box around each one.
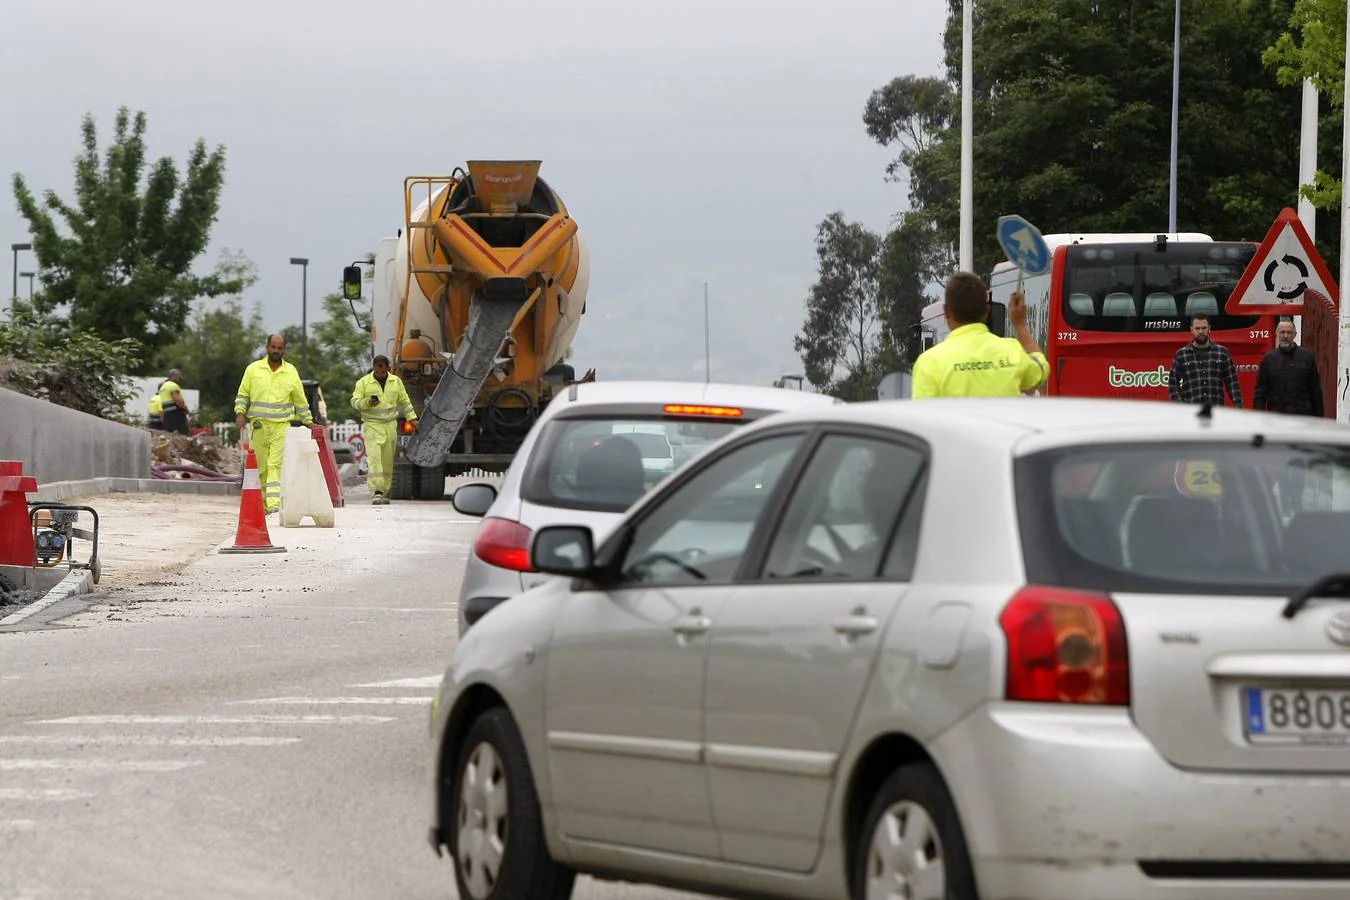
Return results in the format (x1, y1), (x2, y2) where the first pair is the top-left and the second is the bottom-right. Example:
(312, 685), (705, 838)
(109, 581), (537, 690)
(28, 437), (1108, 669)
(1282, 573), (1350, 619)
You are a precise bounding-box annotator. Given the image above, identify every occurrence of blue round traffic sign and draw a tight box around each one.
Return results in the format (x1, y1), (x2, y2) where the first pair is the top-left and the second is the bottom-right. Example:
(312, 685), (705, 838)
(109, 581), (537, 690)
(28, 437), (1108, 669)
(997, 215), (1051, 276)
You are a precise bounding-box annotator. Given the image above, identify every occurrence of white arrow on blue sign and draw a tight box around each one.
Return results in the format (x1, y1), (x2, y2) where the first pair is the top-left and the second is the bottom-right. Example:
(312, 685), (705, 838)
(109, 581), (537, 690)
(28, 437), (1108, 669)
(997, 215), (1051, 277)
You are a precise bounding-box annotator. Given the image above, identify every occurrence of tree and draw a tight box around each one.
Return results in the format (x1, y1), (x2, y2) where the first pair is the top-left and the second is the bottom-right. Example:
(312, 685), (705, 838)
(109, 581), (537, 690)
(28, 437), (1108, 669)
(793, 213), (888, 400)
(1264, 0), (1346, 213)
(867, 0), (1305, 278)
(162, 250), (265, 427)
(12, 107), (246, 370)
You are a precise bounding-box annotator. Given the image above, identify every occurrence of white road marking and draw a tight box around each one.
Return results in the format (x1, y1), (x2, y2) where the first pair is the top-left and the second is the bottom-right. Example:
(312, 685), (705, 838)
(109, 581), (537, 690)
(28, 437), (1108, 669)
(229, 697), (432, 705)
(0, 788), (94, 801)
(351, 676), (442, 689)
(0, 759), (204, 771)
(33, 715), (395, 725)
(0, 735), (301, 747)
(0, 819), (36, 831)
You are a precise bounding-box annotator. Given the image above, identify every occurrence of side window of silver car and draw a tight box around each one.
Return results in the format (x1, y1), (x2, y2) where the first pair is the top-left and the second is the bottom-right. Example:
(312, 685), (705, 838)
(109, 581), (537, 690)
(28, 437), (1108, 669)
(617, 435), (804, 586)
(762, 435), (926, 581)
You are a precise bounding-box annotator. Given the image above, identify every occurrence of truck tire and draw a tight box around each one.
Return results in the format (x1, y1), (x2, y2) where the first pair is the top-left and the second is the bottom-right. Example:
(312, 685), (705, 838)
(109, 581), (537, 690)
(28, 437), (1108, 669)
(415, 464), (446, 500)
(389, 462), (415, 501)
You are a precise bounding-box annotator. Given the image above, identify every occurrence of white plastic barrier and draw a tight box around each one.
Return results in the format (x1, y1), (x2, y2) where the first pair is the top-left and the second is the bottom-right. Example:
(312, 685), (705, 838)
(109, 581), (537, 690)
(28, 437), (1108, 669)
(279, 428), (335, 528)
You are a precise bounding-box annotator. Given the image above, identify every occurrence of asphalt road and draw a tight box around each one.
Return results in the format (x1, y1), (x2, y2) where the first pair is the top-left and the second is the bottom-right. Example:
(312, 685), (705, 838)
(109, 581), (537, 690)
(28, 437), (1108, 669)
(0, 491), (712, 900)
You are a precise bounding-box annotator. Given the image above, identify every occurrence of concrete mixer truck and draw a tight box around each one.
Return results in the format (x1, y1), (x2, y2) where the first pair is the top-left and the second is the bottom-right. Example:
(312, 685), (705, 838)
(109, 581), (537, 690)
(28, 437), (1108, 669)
(342, 160), (591, 500)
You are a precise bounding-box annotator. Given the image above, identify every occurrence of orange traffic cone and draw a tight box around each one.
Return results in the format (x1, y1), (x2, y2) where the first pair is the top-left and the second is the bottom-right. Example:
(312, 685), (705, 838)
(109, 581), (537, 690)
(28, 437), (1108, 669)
(219, 446), (286, 555)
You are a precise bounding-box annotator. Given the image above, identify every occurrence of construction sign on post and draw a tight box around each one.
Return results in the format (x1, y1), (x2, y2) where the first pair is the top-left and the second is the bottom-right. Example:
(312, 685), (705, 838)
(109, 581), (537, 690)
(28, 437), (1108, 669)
(1225, 207), (1339, 315)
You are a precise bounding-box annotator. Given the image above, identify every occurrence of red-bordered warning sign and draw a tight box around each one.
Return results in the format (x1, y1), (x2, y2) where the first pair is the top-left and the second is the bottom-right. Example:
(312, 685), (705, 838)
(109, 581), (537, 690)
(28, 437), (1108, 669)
(1225, 207), (1339, 315)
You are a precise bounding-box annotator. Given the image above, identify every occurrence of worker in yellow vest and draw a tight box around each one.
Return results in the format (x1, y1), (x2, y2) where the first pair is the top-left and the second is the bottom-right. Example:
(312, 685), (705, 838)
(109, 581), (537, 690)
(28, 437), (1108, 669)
(351, 355), (418, 505)
(147, 388), (164, 429)
(157, 369), (191, 435)
(233, 335), (313, 514)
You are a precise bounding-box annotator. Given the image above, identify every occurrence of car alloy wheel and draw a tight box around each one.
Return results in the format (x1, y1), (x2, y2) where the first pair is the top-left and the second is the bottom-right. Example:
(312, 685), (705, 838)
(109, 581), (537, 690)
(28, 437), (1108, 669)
(456, 740), (508, 898)
(866, 799), (945, 900)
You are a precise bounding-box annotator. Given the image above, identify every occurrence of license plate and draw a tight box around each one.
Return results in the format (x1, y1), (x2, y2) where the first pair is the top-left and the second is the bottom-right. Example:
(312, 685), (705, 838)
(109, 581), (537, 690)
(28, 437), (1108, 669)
(1244, 687), (1350, 745)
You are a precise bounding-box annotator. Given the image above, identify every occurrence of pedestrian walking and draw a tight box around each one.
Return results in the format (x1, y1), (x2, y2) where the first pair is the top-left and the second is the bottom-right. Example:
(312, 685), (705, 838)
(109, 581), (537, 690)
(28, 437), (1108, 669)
(1167, 314), (1243, 407)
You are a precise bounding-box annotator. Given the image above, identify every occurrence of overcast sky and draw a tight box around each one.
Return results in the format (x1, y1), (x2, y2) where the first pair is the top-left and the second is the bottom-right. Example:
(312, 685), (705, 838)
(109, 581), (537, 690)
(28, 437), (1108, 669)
(1, 0), (949, 387)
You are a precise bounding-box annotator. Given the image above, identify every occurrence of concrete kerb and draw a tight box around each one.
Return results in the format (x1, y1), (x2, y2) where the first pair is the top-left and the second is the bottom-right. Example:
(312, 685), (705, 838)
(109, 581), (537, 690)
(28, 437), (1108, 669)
(0, 566), (94, 628)
(30, 477), (241, 502)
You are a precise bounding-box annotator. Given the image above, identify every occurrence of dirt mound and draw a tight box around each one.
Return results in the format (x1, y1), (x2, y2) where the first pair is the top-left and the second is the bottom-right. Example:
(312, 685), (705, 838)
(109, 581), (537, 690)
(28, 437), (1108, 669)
(151, 432), (242, 476)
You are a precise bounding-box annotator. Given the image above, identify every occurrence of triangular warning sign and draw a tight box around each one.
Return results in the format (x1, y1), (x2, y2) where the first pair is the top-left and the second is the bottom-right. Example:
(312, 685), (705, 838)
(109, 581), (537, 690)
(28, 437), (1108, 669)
(1225, 207), (1339, 314)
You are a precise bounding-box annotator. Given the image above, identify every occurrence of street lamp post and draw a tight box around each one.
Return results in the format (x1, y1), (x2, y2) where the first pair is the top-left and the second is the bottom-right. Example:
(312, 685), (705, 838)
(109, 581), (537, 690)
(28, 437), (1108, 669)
(1168, 0), (1181, 233)
(19, 272), (34, 298)
(290, 257), (309, 372)
(11, 242), (31, 303)
(959, 0), (973, 272)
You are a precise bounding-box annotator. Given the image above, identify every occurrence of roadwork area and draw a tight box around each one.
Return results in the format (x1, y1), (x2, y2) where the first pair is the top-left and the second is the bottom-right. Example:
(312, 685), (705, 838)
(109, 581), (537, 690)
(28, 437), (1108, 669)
(58, 492), (243, 591)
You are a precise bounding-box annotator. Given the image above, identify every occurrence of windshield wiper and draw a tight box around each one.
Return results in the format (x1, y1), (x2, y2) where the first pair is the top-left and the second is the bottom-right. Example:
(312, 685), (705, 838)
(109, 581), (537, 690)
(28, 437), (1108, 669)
(1282, 573), (1350, 619)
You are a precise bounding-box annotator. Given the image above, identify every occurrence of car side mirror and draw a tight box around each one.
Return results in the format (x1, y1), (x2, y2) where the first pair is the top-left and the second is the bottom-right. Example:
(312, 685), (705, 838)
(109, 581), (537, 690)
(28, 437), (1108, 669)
(531, 525), (595, 576)
(987, 301), (1008, 337)
(342, 266), (363, 302)
(451, 483), (497, 517)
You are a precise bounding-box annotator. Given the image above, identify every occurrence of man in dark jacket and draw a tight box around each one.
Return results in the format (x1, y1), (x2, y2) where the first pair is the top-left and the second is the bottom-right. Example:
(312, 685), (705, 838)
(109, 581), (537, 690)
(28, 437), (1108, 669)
(1253, 318), (1324, 417)
(1254, 318), (1324, 514)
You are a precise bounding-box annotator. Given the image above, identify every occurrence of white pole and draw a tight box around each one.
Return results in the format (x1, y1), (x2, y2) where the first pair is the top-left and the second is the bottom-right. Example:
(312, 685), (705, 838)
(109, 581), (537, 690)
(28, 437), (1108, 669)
(1168, 0), (1181, 234)
(959, 0), (973, 272)
(703, 282), (711, 384)
(1296, 79), (1318, 343)
(1338, 0), (1350, 425)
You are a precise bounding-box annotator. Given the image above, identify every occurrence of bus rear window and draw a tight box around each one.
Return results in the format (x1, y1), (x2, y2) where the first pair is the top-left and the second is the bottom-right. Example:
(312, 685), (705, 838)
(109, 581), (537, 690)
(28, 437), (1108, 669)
(1061, 242), (1260, 333)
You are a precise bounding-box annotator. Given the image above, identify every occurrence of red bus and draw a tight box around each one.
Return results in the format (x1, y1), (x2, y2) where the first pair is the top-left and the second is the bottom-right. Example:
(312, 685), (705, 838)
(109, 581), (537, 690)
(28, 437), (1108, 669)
(918, 233), (1278, 403)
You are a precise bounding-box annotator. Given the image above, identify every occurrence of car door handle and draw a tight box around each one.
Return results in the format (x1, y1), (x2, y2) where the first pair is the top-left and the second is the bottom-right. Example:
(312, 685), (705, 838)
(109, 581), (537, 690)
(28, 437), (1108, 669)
(833, 614), (879, 638)
(672, 614), (712, 638)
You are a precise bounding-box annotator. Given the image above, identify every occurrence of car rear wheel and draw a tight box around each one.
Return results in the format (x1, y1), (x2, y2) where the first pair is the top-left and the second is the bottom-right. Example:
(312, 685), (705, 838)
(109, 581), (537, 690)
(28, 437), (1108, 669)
(451, 708), (575, 900)
(855, 762), (977, 900)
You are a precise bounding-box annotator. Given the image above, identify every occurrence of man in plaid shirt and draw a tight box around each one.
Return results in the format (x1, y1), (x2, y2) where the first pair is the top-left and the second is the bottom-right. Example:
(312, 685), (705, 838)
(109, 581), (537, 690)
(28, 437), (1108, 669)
(1168, 313), (1243, 406)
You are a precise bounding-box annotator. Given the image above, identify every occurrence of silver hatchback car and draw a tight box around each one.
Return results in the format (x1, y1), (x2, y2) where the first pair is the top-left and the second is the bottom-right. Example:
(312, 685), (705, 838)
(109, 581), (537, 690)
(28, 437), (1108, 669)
(430, 398), (1350, 900)
(449, 380), (841, 635)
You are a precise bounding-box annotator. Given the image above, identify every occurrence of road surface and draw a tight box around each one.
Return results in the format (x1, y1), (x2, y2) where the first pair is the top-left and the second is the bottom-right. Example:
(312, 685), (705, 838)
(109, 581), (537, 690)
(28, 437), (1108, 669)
(0, 489), (712, 900)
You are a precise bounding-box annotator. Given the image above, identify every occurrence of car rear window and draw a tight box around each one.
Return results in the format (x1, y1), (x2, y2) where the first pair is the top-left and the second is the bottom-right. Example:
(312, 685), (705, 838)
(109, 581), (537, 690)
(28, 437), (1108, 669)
(1017, 441), (1350, 593)
(521, 415), (741, 512)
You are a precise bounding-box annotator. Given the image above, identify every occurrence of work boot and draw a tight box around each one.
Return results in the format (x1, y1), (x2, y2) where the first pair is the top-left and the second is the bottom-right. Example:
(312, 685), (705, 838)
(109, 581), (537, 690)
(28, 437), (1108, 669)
(371, 491), (385, 506)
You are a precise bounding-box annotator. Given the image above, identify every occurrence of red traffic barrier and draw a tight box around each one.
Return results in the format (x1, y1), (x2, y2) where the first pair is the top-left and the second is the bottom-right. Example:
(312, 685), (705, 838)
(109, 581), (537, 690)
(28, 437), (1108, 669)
(219, 447), (286, 555)
(310, 425), (346, 509)
(0, 460), (38, 565)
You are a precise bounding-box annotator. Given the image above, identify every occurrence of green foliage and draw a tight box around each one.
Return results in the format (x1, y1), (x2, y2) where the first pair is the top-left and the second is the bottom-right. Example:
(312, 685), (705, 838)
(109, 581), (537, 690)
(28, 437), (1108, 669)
(793, 212), (889, 400)
(162, 249), (265, 426)
(0, 300), (141, 419)
(1263, 0), (1346, 212)
(860, 0), (1308, 283)
(11, 107), (244, 371)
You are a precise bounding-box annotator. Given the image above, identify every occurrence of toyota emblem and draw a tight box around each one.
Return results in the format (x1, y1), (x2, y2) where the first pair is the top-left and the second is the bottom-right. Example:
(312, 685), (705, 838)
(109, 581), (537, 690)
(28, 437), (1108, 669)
(1326, 611), (1350, 647)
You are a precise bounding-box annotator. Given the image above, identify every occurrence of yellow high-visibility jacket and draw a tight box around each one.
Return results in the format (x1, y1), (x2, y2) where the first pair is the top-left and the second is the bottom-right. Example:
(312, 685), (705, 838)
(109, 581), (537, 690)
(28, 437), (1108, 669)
(912, 323), (1048, 399)
(351, 372), (417, 424)
(233, 358), (313, 425)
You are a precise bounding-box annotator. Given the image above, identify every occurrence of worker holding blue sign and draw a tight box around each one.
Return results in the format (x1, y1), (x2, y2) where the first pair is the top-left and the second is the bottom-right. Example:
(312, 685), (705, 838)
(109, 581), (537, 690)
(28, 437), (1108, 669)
(911, 215), (1050, 398)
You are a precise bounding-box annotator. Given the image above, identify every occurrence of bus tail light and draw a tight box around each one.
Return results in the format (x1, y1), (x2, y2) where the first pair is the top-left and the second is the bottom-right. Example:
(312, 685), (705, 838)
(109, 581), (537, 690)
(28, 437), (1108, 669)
(474, 518), (535, 572)
(999, 586), (1129, 706)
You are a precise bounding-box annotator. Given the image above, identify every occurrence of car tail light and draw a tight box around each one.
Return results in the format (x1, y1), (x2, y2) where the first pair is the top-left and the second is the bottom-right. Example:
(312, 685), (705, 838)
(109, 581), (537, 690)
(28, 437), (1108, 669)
(474, 518), (535, 572)
(999, 586), (1129, 706)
